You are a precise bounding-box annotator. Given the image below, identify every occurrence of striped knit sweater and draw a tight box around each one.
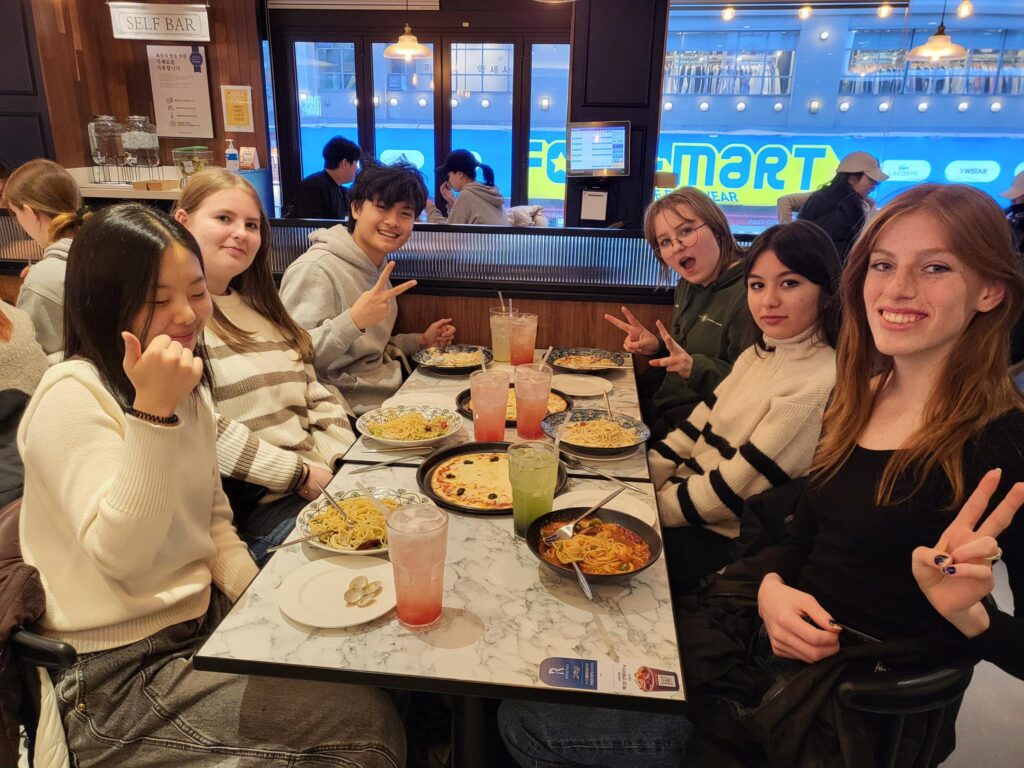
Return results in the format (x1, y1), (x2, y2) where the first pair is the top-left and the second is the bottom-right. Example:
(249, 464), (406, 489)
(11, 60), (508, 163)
(206, 292), (356, 497)
(648, 325), (836, 539)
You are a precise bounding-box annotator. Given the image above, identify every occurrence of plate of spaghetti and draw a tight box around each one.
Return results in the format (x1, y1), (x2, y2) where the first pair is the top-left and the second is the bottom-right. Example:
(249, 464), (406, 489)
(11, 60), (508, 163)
(541, 408), (650, 457)
(296, 487), (434, 555)
(356, 405), (463, 447)
(412, 345), (494, 375)
(547, 348), (627, 375)
(526, 509), (662, 583)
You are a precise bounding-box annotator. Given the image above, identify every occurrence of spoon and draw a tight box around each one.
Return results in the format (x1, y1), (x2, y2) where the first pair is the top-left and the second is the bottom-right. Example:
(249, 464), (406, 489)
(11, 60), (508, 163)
(558, 452), (646, 494)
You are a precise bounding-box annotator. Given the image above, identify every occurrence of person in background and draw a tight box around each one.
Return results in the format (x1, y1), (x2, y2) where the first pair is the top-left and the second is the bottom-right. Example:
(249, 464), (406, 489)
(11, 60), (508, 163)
(425, 149), (505, 225)
(0, 300), (46, 506)
(651, 220), (841, 593)
(6, 159), (89, 362)
(605, 188), (748, 439)
(17, 203), (406, 767)
(1000, 169), (1024, 254)
(799, 150), (887, 260)
(286, 135), (360, 220)
(174, 169), (356, 564)
(281, 160), (455, 414)
(0, 159), (10, 209)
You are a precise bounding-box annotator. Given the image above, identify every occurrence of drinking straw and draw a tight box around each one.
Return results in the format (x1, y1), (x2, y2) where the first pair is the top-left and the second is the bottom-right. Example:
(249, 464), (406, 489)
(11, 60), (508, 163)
(541, 346), (554, 364)
(499, 291), (505, 311)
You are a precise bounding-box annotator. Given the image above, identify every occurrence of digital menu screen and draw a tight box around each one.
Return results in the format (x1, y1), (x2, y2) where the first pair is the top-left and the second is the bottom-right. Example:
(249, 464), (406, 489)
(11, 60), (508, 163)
(567, 122), (630, 177)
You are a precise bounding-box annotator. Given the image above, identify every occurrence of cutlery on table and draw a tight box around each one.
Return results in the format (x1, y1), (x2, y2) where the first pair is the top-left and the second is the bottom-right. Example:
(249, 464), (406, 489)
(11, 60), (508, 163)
(571, 562), (594, 600)
(355, 480), (392, 518)
(603, 391), (614, 418)
(558, 453), (646, 494)
(543, 487), (624, 544)
(265, 530), (328, 552)
(349, 453), (426, 475)
(312, 479), (350, 524)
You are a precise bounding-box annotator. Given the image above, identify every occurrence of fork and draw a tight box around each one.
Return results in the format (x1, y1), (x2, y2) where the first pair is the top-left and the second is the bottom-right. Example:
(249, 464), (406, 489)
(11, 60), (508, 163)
(543, 487), (624, 544)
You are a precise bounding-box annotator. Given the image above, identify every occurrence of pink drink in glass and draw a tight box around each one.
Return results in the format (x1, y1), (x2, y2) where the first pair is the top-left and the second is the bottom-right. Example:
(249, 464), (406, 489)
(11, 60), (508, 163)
(515, 363), (552, 440)
(508, 312), (538, 365)
(470, 369), (509, 442)
(387, 504), (448, 631)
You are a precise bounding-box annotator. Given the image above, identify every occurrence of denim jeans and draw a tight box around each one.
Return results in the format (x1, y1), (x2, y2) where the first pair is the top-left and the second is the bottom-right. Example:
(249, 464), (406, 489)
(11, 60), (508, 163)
(52, 590), (406, 767)
(222, 477), (307, 566)
(497, 700), (692, 768)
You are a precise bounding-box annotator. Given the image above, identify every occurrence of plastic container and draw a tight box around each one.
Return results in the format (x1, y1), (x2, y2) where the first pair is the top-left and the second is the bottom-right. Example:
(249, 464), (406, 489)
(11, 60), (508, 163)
(225, 139), (239, 172)
(121, 116), (160, 167)
(87, 115), (124, 166)
(172, 146), (215, 185)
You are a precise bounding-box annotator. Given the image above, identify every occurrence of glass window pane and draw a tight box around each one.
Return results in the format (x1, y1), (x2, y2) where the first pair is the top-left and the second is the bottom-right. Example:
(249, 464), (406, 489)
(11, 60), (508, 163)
(451, 42), (513, 204)
(293, 42), (359, 180)
(372, 43), (436, 193)
(528, 43), (569, 226)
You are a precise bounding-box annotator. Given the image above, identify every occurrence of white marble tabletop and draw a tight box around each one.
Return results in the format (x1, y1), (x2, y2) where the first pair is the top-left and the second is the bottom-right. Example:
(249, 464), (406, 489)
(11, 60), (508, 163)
(343, 350), (651, 481)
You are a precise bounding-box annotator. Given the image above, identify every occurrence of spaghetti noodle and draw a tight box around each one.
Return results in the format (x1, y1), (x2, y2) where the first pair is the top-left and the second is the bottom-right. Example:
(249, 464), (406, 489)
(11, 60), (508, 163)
(366, 411), (451, 441)
(539, 518), (650, 575)
(421, 349), (483, 367)
(556, 354), (619, 369)
(562, 418), (638, 448)
(306, 496), (395, 550)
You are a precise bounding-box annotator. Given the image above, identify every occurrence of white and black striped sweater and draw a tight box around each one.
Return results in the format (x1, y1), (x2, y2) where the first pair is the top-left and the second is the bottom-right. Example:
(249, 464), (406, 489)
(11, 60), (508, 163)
(648, 325), (836, 539)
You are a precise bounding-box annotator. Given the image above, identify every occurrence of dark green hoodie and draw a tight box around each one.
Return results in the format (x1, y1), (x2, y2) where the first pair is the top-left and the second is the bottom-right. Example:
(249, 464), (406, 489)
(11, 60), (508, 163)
(652, 260), (749, 411)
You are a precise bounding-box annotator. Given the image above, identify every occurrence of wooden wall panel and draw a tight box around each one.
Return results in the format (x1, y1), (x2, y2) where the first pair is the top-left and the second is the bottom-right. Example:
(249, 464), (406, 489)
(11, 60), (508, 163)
(30, 0), (268, 168)
(0, 275), (22, 304)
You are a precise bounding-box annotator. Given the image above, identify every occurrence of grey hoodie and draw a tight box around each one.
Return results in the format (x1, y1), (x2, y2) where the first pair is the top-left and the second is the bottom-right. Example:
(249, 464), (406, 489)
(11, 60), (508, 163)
(425, 182), (505, 225)
(279, 225), (420, 414)
(16, 237), (72, 365)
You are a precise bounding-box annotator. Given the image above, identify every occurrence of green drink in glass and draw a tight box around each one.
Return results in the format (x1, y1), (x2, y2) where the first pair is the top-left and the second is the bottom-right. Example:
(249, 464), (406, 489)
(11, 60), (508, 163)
(508, 441), (559, 538)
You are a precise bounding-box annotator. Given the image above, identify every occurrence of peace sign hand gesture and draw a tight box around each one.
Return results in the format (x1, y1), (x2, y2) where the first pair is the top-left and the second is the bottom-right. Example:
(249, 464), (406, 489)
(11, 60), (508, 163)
(912, 468), (1024, 638)
(650, 319), (694, 377)
(349, 261), (417, 332)
(603, 306), (660, 357)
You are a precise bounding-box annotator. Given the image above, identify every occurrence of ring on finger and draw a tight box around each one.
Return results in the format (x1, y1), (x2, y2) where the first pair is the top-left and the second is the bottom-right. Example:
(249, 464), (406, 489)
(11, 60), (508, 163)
(985, 547), (1003, 564)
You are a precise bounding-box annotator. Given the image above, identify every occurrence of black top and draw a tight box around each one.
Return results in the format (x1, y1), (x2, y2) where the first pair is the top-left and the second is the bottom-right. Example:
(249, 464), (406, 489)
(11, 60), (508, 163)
(286, 170), (349, 220)
(771, 409), (1024, 678)
(798, 185), (866, 259)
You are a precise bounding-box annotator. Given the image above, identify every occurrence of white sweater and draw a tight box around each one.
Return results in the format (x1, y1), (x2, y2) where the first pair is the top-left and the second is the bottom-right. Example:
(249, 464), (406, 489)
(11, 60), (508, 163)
(17, 360), (257, 653)
(207, 291), (356, 495)
(648, 326), (836, 539)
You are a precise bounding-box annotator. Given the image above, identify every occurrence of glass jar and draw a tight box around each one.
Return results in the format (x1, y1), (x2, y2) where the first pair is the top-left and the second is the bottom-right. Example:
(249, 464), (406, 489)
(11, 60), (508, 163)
(121, 115), (160, 167)
(87, 115), (124, 166)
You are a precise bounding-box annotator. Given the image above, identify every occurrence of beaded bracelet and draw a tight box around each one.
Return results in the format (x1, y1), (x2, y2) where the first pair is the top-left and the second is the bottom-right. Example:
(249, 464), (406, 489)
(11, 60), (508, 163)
(125, 407), (179, 425)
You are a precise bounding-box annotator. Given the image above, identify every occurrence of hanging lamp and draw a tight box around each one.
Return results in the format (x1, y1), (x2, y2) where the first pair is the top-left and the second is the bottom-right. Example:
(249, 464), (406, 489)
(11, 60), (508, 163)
(383, 1), (431, 62)
(907, 1), (967, 63)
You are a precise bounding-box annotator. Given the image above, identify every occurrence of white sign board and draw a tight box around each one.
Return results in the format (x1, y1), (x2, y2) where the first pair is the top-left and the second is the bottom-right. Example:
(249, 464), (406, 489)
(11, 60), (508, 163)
(147, 45), (214, 138)
(110, 3), (210, 42)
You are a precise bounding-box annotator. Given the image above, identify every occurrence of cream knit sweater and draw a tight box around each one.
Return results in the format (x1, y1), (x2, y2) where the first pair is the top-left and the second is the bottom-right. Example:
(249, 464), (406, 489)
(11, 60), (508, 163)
(17, 360), (258, 653)
(648, 326), (836, 539)
(206, 293), (356, 495)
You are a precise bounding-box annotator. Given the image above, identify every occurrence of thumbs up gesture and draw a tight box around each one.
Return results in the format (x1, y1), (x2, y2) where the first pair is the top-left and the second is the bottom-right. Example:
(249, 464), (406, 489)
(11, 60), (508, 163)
(122, 332), (204, 418)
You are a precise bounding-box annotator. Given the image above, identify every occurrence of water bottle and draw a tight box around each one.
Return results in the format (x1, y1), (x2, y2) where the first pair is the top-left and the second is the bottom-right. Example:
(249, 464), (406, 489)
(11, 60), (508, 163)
(225, 139), (240, 172)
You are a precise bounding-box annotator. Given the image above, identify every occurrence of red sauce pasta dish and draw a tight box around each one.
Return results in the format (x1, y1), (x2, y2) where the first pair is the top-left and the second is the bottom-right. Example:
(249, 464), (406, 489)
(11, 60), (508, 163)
(539, 518), (651, 575)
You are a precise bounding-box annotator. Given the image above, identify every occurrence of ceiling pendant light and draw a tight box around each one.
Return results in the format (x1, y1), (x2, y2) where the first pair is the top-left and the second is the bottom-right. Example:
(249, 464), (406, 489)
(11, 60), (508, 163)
(907, 1), (968, 63)
(383, 1), (431, 62)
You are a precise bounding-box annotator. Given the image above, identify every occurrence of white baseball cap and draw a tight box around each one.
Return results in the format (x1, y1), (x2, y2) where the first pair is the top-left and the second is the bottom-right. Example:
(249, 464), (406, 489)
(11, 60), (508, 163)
(1000, 171), (1024, 200)
(837, 151), (889, 182)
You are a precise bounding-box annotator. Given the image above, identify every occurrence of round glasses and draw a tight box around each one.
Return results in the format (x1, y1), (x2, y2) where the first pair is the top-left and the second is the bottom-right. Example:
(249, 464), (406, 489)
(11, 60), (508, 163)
(656, 222), (708, 255)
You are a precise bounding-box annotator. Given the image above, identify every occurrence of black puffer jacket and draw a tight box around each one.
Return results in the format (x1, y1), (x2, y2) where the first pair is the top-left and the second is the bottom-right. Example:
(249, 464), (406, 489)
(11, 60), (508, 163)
(799, 185), (866, 260)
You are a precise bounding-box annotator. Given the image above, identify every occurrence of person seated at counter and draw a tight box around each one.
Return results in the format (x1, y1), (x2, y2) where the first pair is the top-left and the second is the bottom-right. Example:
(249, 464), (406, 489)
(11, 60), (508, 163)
(280, 159), (455, 414)
(425, 149), (506, 225)
(284, 134), (360, 220)
(799, 150), (887, 260)
(605, 188), (748, 439)
(651, 220), (840, 594)
(7, 159), (90, 363)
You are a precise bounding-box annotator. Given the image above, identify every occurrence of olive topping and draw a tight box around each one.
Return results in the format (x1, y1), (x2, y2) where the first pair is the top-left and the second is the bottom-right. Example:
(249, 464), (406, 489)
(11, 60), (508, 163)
(445, 473), (455, 479)
(456, 487), (466, 496)
(487, 493), (497, 499)
(463, 459), (474, 465)
(489, 455), (500, 462)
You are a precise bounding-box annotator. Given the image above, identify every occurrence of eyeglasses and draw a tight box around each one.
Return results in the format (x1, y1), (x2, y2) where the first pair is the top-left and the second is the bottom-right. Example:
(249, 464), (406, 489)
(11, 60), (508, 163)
(656, 223), (707, 254)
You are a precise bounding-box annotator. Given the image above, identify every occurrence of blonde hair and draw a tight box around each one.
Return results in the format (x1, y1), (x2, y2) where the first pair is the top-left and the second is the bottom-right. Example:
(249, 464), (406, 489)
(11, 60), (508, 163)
(642, 187), (743, 285)
(5, 159), (87, 243)
(174, 168), (314, 361)
(812, 184), (1024, 507)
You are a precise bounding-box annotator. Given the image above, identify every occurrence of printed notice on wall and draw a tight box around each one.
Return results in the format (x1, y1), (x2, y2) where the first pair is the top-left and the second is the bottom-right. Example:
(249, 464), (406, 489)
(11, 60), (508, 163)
(147, 45), (214, 139)
(220, 86), (255, 133)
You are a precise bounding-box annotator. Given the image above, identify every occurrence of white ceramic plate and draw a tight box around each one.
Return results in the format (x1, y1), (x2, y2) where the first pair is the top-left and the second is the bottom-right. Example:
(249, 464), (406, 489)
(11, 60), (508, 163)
(278, 556), (395, 629)
(551, 374), (614, 397)
(381, 392), (457, 411)
(296, 487), (435, 556)
(553, 489), (657, 527)
(356, 405), (463, 448)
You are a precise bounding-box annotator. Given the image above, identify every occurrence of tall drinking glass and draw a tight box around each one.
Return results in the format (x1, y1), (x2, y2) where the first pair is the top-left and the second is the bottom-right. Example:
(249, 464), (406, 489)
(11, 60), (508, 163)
(514, 363), (552, 439)
(509, 441), (559, 538)
(489, 306), (512, 363)
(470, 369), (509, 442)
(508, 312), (539, 365)
(387, 504), (449, 631)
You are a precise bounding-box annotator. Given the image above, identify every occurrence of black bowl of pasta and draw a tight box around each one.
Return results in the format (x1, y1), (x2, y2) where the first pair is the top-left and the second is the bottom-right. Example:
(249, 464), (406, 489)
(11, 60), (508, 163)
(526, 509), (663, 584)
(541, 408), (650, 457)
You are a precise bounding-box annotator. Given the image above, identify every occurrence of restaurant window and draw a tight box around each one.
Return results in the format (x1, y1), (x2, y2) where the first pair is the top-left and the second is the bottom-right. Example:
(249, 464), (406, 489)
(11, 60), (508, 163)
(528, 43), (569, 225)
(371, 43), (437, 193)
(450, 42), (514, 204)
(293, 41), (359, 180)
(663, 31), (796, 97)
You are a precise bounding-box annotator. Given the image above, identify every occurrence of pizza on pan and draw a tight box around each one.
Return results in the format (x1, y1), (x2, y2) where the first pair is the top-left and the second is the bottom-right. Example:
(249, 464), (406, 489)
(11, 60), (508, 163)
(430, 452), (513, 509)
(468, 390), (568, 422)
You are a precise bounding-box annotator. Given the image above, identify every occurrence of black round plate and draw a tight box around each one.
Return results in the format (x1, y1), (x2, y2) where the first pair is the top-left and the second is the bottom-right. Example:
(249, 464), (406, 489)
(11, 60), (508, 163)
(454, 384), (574, 428)
(526, 508), (663, 584)
(547, 348), (627, 376)
(412, 345), (494, 376)
(415, 440), (568, 515)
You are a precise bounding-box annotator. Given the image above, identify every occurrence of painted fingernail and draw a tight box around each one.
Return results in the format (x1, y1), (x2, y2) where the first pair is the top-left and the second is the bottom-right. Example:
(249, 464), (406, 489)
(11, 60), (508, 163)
(942, 566), (957, 575)
(828, 620), (841, 630)
(934, 555), (949, 566)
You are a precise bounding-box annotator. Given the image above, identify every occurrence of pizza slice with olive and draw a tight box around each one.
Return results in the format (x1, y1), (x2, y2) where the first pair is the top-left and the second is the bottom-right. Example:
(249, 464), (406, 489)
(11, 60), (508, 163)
(430, 452), (513, 509)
